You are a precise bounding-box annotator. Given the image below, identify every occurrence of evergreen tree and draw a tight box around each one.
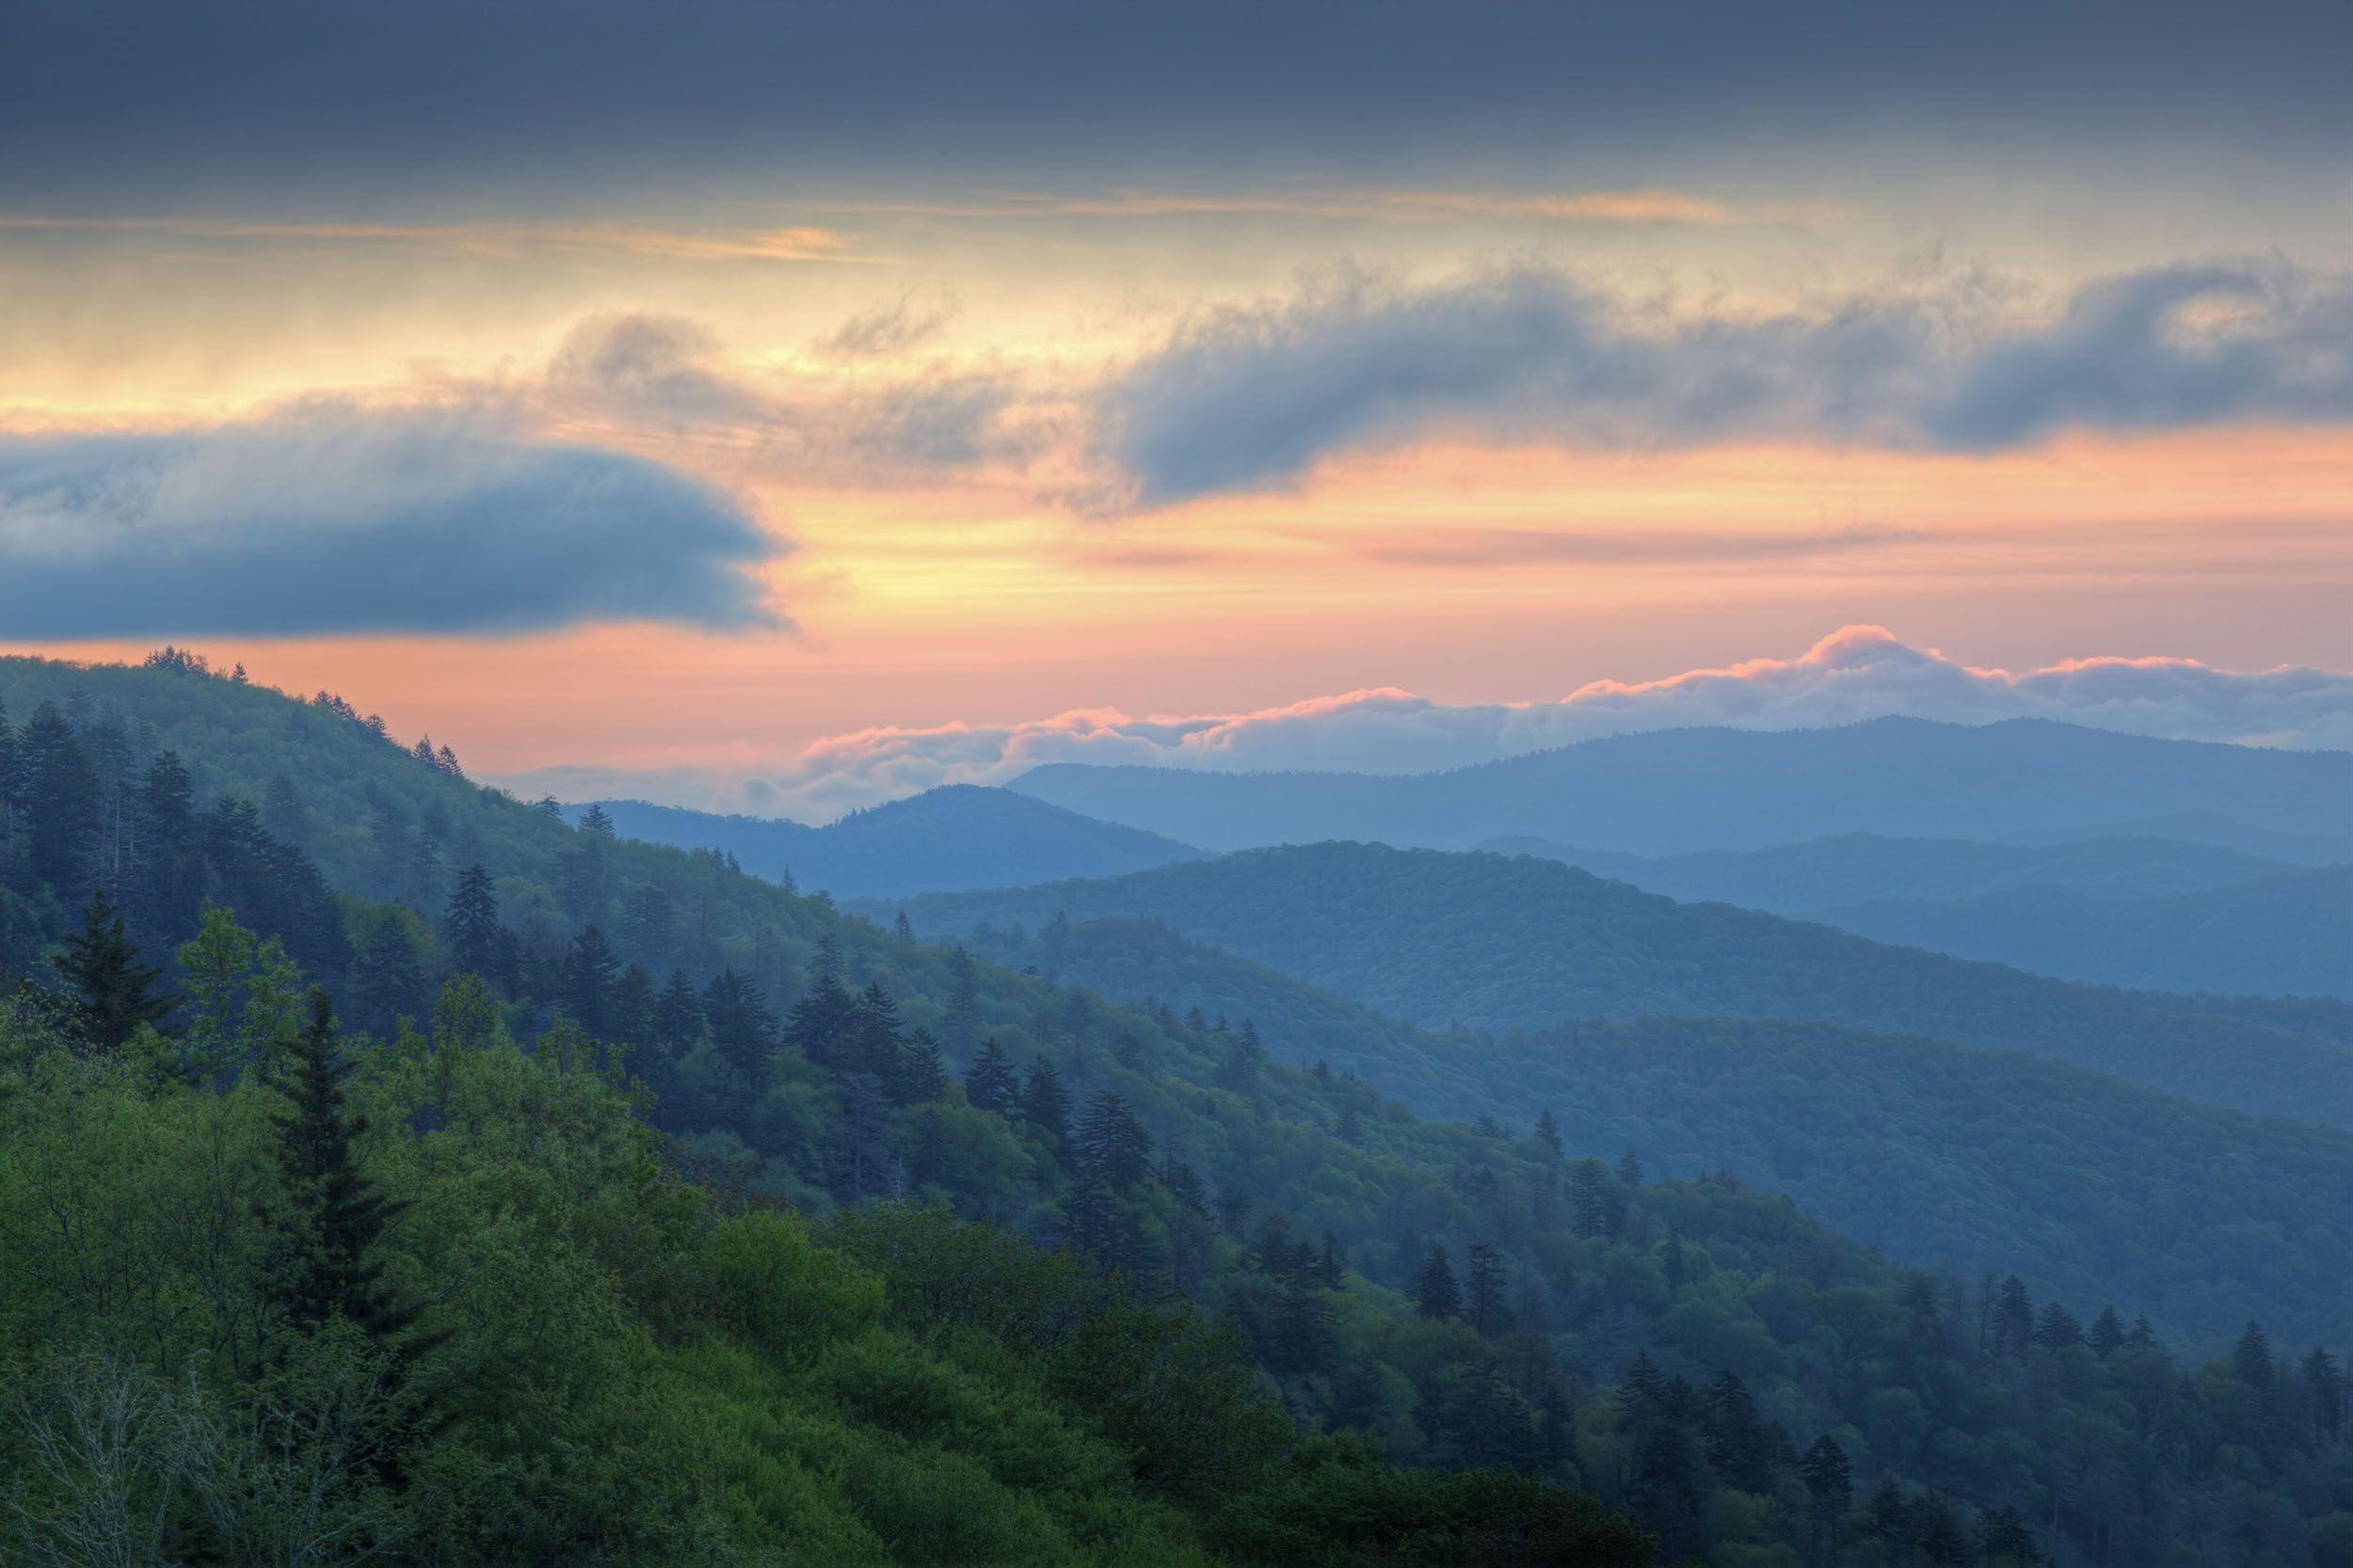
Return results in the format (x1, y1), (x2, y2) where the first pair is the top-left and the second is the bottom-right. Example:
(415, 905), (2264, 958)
(2235, 1320), (2276, 1386)
(53, 888), (173, 1050)
(1992, 1275), (2035, 1355)
(2303, 1347), (2343, 1439)
(898, 1029), (948, 1103)
(1021, 1057), (1070, 1147)
(1570, 1158), (1625, 1240)
(1160, 1152), (1209, 1216)
(783, 966), (854, 1070)
(351, 913), (426, 1034)
(1533, 1108), (1563, 1157)
(265, 991), (430, 1355)
(943, 946), (982, 1050)
(1912, 1493), (1967, 1566)
(1074, 1090), (1153, 1187)
(2124, 1314), (2157, 1350)
(1414, 1243), (1462, 1320)
(1615, 1150), (1643, 1187)
(1703, 1370), (1773, 1491)
(21, 702), (100, 892)
(561, 924), (621, 1034)
(442, 864), (502, 981)
(1799, 1434), (1851, 1562)
(129, 750), (203, 942)
(1465, 1242), (1514, 1338)
(2031, 1300), (2084, 1348)
(964, 1036), (1019, 1115)
(2087, 1304), (2126, 1357)
(705, 968), (777, 1081)
(652, 968), (706, 1052)
(1975, 1505), (2042, 1565)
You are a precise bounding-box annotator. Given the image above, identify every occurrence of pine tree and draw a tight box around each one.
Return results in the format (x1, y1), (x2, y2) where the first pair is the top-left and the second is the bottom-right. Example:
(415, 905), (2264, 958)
(1993, 1275), (2035, 1355)
(2234, 1320), (2275, 1386)
(1975, 1504), (2042, 1565)
(2032, 1300), (2084, 1348)
(2124, 1314), (2157, 1350)
(1160, 1152), (1209, 1216)
(1615, 1150), (1643, 1187)
(898, 1030), (948, 1103)
(2088, 1304), (2126, 1357)
(943, 947), (982, 1050)
(561, 925), (621, 1034)
(54, 888), (172, 1050)
(652, 968), (706, 1052)
(1414, 1242), (1462, 1320)
(1912, 1493), (1967, 1566)
(1569, 1158), (1625, 1240)
(964, 1036), (1019, 1114)
(265, 991), (429, 1355)
(706, 968), (778, 1081)
(1465, 1242), (1513, 1337)
(442, 864), (502, 981)
(783, 967), (853, 1070)
(1020, 1057), (1070, 1147)
(2303, 1347), (2343, 1439)
(1073, 1090), (1153, 1187)
(1533, 1108), (1563, 1157)
(1799, 1433), (1852, 1560)
(129, 750), (202, 942)
(1703, 1370), (1773, 1491)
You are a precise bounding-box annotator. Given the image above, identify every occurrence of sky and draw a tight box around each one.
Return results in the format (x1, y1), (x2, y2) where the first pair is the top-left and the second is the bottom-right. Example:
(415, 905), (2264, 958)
(3, 0), (2348, 818)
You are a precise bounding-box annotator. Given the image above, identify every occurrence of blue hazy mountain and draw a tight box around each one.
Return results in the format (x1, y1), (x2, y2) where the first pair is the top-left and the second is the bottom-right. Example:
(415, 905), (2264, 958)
(567, 785), (1209, 898)
(1009, 717), (2353, 859)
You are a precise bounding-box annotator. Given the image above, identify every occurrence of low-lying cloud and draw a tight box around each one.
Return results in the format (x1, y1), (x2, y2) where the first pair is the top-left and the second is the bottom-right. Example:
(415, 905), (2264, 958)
(493, 626), (2353, 820)
(0, 403), (783, 637)
(1090, 259), (2353, 506)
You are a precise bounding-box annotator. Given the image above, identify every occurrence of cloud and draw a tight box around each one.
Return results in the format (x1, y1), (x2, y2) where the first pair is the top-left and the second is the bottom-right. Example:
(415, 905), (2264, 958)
(826, 187), (1749, 225)
(488, 626), (2353, 820)
(818, 292), (961, 358)
(0, 403), (784, 637)
(1089, 259), (2353, 506)
(1345, 523), (1928, 568)
(0, 216), (852, 263)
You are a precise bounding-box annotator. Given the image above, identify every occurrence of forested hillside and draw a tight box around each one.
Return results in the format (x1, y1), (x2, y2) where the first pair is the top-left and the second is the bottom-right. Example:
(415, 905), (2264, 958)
(568, 786), (1209, 898)
(1478, 833), (2292, 914)
(1012, 717), (2353, 859)
(6, 654), (2351, 1566)
(1823, 866), (2353, 999)
(884, 841), (2353, 1131)
(937, 914), (2353, 1346)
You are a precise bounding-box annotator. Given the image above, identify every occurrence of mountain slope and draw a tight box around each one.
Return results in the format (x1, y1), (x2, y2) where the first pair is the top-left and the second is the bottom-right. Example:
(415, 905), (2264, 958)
(568, 786), (1209, 898)
(1478, 831), (2293, 910)
(884, 840), (2353, 1130)
(943, 914), (2353, 1344)
(1821, 863), (2353, 998)
(1009, 716), (2353, 858)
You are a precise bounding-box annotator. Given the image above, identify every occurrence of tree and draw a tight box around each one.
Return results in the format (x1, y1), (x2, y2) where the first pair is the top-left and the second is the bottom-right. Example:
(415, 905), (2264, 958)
(2087, 1304), (2126, 1357)
(2234, 1320), (2275, 1386)
(54, 888), (172, 1051)
(129, 751), (203, 941)
(442, 864), (502, 981)
(1465, 1243), (1514, 1338)
(20, 702), (100, 893)
(1614, 1150), (1642, 1186)
(1413, 1243), (1462, 1321)
(1975, 1504), (2042, 1565)
(964, 1036), (1019, 1115)
(2032, 1300), (2084, 1348)
(560, 925), (620, 1035)
(898, 1029), (948, 1103)
(1021, 1058), (1070, 1147)
(2303, 1347), (2343, 1439)
(1074, 1091), (1153, 1188)
(264, 991), (429, 1357)
(1703, 1370), (1773, 1491)
(1992, 1275), (2034, 1355)
(705, 968), (777, 1081)
(652, 968), (706, 1052)
(943, 947), (982, 1050)
(1569, 1159), (1625, 1240)
(1800, 1434), (1851, 1564)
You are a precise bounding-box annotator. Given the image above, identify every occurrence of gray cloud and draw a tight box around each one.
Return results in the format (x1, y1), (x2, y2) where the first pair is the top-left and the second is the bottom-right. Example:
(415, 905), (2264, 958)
(488, 626), (2353, 821)
(0, 403), (783, 637)
(819, 292), (961, 358)
(1091, 260), (2353, 506)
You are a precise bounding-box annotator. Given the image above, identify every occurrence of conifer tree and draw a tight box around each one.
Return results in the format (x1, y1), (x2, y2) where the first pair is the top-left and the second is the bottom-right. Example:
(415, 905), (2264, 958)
(898, 1029), (948, 1103)
(1021, 1057), (1070, 1147)
(1570, 1158), (1625, 1240)
(2088, 1304), (2126, 1357)
(706, 968), (778, 1080)
(561, 925), (621, 1035)
(2235, 1320), (2276, 1386)
(2303, 1347), (2343, 1439)
(54, 888), (172, 1050)
(1074, 1090), (1153, 1187)
(1534, 1108), (1563, 1157)
(1615, 1150), (1643, 1186)
(1465, 1242), (1513, 1337)
(442, 864), (502, 981)
(1799, 1433), (1851, 1561)
(964, 1036), (1019, 1114)
(266, 991), (429, 1356)
(1414, 1242), (1462, 1320)
(652, 968), (706, 1052)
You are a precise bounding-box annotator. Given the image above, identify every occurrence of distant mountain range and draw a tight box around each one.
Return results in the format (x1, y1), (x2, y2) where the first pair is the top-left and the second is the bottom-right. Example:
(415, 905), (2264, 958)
(879, 840), (2353, 1131)
(1009, 716), (2353, 860)
(1481, 832), (2352, 997)
(565, 785), (1208, 899)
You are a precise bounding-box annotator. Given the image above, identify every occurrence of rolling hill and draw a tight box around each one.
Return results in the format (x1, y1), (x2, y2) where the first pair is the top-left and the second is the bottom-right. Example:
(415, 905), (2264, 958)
(565, 785), (1209, 898)
(881, 840), (2353, 1130)
(1009, 716), (2353, 859)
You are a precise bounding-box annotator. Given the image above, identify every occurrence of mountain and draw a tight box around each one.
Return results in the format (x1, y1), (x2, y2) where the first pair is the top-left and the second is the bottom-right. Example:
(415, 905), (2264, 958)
(10, 653), (2353, 1562)
(566, 786), (1209, 898)
(1479, 832), (2347, 997)
(947, 913), (2353, 1345)
(882, 840), (2353, 1130)
(1476, 831), (2292, 910)
(1009, 716), (2353, 859)
(1821, 862), (2353, 999)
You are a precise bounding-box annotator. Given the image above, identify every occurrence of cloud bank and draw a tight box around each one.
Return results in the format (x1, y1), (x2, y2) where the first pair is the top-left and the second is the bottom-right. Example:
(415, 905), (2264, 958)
(0, 404), (782, 637)
(1090, 260), (2353, 506)
(492, 627), (2353, 820)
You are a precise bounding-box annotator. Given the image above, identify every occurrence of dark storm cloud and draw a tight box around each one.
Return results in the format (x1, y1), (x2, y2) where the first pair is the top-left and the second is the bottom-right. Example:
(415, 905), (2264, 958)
(1, 1), (2345, 202)
(0, 406), (784, 637)
(1090, 261), (2353, 505)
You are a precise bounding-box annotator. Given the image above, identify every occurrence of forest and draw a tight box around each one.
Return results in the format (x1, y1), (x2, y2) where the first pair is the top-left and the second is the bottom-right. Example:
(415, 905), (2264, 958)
(4, 653), (2351, 1566)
